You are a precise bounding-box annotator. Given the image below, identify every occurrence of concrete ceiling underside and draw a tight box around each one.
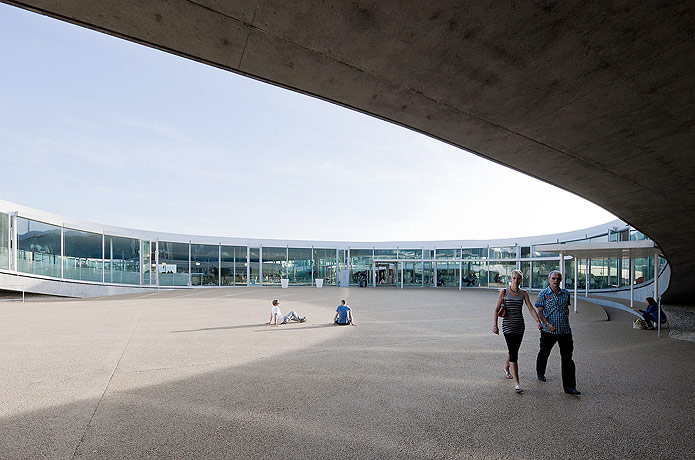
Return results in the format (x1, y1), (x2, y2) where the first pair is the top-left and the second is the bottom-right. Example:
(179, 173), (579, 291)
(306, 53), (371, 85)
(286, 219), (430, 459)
(4, 1), (694, 304)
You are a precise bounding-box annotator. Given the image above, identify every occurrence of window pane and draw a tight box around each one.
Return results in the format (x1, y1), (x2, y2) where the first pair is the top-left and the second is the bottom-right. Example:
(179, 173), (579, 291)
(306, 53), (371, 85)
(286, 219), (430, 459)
(313, 248), (336, 286)
(520, 261), (531, 289)
(104, 236), (140, 285)
(402, 261), (422, 286)
(374, 249), (397, 260)
(350, 249), (373, 286)
(221, 245), (247, 286)
(462, 261), (486, 287)
(398, 249), (421, 260)
(288, 248), (312, 285)
(158, 241), (189, 286)
(435, 260), (459, 287)
(532, 261), (559, 289)
(589, 259), (609, 289)
(249, 248), (260, 285)
(16, 217), (62, 277)
(262, 247), (286, 285)
(191, 244), (219, 286)
(489, 247), (515, 259)
(435, 249), (457, 259)
(461, 248), (486, 259)
(0, 213), (8, 270)
(489, 261), (516, 288)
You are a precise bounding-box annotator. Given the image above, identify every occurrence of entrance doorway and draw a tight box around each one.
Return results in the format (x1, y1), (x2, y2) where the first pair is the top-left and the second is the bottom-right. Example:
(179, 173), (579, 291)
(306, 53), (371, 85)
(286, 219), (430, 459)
(375, 262), (398, 286)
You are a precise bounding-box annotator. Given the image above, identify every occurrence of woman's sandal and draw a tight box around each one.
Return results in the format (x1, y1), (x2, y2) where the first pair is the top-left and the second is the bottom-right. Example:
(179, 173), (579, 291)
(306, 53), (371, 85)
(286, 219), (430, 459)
(515, 385), (523, 393)
(504, 369), (513, 379)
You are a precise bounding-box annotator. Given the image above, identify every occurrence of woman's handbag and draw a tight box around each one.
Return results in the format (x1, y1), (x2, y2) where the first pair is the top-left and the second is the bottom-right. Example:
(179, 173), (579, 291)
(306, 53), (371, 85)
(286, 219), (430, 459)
(498, 289), (507, 318)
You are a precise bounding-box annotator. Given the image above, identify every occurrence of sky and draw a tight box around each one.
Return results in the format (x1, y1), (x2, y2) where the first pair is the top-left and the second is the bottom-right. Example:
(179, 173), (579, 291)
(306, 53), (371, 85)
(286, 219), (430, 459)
(0, 4), (616, 242)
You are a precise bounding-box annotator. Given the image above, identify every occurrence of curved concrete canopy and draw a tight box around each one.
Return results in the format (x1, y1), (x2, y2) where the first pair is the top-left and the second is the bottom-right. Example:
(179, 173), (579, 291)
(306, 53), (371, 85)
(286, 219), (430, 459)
(4, 1), (695, 303)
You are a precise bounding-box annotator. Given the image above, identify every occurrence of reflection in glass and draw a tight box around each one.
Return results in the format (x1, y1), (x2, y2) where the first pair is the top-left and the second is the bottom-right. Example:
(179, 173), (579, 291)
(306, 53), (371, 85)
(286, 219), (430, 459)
(350, 249), (373, 286)
(104, 235), (140, 285)
(262, 247), (286, 286)
(435, 249), (457, 259)
(461, 248), (486, 259)
(16, 218), (62, 277)
(435, 260), (459, 287)
(489, 247), (515, 259)
(191, 244), (219, 286)
(402, 261), (422, 286)
(374, 249), (397, 260)
(0, 213), (9, 270)
(462, 261), (486, 287)
(488, 261), (515, 288)
(64, 228), (103, 282)
(221, 245), (247, 286)
(589, 258), (609, 289)
(520, 261), (531, 288)
(288, 248), (312, 285)
(532, 260), (559, 289)
(143, 241), (152, 285)
(158, 241), (189, 286)
(313, 248), (336, 286)
(249, 248), (260, 285)
(398, 249), (422, 260)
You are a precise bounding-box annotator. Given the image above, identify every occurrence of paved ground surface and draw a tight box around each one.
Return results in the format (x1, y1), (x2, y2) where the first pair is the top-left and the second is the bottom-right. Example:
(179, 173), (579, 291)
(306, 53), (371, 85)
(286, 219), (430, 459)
(1, 287), (693, 459)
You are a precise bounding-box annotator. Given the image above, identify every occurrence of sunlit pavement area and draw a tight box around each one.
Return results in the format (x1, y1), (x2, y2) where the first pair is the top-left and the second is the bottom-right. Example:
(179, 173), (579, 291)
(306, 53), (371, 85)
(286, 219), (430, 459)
(1, 287), (693, 459)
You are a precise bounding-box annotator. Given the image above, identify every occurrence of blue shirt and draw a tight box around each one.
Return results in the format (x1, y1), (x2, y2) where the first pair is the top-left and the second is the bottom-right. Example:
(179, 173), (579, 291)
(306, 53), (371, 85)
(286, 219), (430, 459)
(336, 304), (351, 324)
(535, 286), (572, 334)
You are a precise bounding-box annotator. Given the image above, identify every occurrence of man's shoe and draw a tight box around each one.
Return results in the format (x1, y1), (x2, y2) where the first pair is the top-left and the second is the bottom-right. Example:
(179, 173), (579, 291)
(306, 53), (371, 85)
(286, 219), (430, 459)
(537, 375), (546, 382)
(564, 388), (581, 396)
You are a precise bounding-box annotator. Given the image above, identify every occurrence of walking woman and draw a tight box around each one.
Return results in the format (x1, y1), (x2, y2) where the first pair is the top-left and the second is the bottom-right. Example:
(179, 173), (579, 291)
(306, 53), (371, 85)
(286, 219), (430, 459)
(492, 270), (545, 392)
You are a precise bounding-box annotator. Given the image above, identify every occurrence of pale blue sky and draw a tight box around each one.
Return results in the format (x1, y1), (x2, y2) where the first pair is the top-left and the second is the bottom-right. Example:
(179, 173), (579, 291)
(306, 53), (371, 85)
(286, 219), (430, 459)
(0, 4), (615, 241)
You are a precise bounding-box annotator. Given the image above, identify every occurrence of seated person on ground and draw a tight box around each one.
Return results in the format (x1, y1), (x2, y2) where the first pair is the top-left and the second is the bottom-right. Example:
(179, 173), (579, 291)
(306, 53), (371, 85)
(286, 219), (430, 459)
(334, 299), (356, 326)
(638, 296), (666, 329)
(266, 299), (306, 326)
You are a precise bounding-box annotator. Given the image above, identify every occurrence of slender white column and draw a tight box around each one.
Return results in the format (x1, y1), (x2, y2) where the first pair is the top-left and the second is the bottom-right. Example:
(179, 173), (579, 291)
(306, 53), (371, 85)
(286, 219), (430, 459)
(573, 257), (578, 313)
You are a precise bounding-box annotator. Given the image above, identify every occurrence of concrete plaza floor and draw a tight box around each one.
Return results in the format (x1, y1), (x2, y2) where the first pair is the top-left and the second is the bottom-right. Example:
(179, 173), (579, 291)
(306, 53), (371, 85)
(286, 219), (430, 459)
(1, 287), (693, 459)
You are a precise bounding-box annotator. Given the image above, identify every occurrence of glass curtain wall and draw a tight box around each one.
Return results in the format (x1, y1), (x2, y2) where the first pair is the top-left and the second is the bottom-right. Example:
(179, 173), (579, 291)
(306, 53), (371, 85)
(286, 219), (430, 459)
(16, 218), (62, 277)
(399, 249), (422, 287)
(158, 241), (189, 286)
(0, 212), (9, 270)
(462, 261), (486, 287)
(249, 248), (260, 285)
(104, 236), (140, 284)
(462, 248), (486, 259)
(221, 245), (247, 286)
(313, 248), (336, 286)
(589, 258), (609, 289)
(191, 244), (219, 286)
(142, 241), (152, 285)
(520, 261), (531, 288)
(262, 247), (286, 285)
(489, 247), (515, 259)
(489, 261), (516, 288)
(350, 249), (373, 286)
(64, 228), (103, 282)
(288, 248), (312, 285)
(531, 260), (559, 289)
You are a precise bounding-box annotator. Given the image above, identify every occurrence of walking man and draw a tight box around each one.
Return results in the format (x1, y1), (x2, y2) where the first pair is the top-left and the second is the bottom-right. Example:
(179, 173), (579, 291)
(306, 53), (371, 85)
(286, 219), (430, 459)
(535, 270), (580, 395)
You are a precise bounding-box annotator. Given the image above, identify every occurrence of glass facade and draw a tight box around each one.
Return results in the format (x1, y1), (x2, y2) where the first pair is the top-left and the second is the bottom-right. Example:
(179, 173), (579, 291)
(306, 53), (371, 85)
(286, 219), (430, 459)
(0, 212), (9, 270)
(158, 241), (189, 286)
(490, 246), (516, 259)
(313, 248), (336, 286)
(287, 248), (312, 285)
(63, 228), (103, 282)
(16, 218), (62, 277)
(104, 236), (140, 285)
(531, 260), (559, 289)
(262, 247), (286, 286)
(191, 244), (219, 286)
(0, 209), (663, 297)
(350, 249), (373, 286)
(489, 261), (516, 288)
(221, 245), (247, 286)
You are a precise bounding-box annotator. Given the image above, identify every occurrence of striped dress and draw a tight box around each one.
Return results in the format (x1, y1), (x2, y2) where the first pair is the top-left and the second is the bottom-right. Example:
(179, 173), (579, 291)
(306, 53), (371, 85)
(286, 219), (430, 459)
(502, 289), (525, 335)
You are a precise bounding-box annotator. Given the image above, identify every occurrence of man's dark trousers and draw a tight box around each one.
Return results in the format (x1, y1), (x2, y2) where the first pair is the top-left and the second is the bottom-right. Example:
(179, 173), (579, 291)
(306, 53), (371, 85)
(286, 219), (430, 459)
(536, 331), (576, 389)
